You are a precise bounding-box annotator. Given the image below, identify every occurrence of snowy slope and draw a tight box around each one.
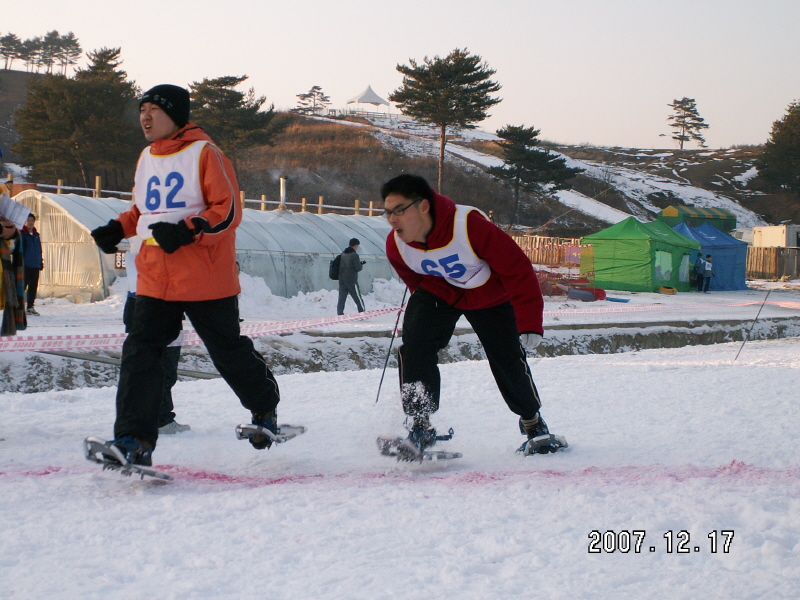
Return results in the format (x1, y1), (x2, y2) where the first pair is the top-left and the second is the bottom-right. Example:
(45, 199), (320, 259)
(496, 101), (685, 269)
(362, 116), (765, 228)
(557, 154), (766, 228)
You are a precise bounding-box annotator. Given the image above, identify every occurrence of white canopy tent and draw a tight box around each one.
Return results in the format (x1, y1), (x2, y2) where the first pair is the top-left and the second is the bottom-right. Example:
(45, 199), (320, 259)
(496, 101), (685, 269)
(14, 190), (396, 302)
(346, 85), (390, 113)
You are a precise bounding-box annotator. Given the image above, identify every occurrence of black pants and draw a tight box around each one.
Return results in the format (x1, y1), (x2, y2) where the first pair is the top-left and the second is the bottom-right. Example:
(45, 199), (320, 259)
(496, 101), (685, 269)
(123, 295), (180, 427)
(24, 267), (40, 309)
(398, 289), (541, 421)
(337, 280), (365, 315)
(114, 295), (280, 446)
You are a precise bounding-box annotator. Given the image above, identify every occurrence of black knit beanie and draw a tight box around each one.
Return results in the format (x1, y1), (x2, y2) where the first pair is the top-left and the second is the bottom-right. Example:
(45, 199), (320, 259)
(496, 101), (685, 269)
(140, 84), (190, 128)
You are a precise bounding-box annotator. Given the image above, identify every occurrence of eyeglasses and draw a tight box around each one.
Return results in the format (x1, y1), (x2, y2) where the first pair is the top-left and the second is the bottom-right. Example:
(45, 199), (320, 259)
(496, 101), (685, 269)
(383, 198), (421, 218)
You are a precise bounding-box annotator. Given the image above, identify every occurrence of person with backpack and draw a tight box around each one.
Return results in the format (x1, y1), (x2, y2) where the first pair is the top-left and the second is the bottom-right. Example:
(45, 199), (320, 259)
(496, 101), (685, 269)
(336, 238), (366, 315)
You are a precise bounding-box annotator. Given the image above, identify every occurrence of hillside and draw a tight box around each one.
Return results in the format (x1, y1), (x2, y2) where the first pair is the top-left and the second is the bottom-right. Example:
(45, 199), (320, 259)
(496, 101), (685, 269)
(236, 114), (601, 238)
(238, 114), (773, 235)
(373, 117), (773, 229)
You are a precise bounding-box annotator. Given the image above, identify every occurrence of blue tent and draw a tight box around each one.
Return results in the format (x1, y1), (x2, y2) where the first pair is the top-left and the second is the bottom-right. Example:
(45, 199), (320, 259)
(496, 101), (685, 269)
(672, 222), (748, 291)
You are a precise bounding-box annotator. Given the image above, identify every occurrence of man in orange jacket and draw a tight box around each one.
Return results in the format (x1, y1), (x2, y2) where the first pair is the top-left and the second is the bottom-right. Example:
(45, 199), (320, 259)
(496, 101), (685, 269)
(90, 84), (281, 466)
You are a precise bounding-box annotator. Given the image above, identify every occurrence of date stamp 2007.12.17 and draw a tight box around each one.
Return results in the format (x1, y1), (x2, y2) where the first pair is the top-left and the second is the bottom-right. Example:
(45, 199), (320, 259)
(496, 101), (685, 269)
(588, 530), (734, 554)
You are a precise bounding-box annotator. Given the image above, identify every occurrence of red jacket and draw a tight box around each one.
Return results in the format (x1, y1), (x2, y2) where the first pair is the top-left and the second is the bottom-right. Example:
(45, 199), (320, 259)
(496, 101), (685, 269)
(386, 192), (544, 334)
(116, 124), (241, 301)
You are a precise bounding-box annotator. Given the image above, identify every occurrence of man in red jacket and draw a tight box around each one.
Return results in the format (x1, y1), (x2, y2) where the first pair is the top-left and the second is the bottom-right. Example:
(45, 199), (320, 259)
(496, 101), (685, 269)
(90, 85), (281, 466)
(382, 174), (565, 459)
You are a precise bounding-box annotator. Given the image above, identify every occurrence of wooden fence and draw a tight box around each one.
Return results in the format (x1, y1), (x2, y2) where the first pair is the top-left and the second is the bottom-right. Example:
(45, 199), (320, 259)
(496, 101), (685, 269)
(511, 235), (582, 267)
(9, 176), (375, 216)
(746, 247), (800, 280)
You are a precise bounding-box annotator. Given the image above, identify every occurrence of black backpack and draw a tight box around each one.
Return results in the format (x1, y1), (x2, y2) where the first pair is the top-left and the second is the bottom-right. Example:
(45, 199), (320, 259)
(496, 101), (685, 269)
(329, 254), (341, 280)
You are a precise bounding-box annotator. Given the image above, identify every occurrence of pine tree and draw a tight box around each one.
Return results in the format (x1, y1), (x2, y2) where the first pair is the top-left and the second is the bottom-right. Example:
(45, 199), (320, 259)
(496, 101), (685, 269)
(189, 75), (277, 163)
(0, 31), (81, 74)
(667, 97), (710, 149)
(20, 37), (43, 72)
(39, 30), (61, 74)
(390, 48), (502, 192)
(55, 32), (82, 76)
(488, 125), (583, 227)
(74, 47), (127, 83)
(0, 33), (23, 70)
(756, 101), (800, 194)
(293, 85), (331, 115)
(13, 47), (141, 189)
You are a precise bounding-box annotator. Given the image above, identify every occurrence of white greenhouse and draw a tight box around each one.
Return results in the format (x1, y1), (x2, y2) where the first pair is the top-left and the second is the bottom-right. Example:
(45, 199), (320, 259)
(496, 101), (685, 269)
(14, 190), (395, 302)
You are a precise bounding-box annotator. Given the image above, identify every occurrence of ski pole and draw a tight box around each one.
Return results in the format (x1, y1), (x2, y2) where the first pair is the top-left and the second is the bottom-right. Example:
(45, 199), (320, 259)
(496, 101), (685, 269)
(734, 289), (771, 362)
(375, 287), (408, 403)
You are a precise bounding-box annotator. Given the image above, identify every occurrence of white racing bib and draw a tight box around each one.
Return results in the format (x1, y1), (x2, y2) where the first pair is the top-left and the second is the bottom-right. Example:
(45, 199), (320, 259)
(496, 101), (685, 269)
(395, 205), (492, 289)
(133, 140), (208, 240)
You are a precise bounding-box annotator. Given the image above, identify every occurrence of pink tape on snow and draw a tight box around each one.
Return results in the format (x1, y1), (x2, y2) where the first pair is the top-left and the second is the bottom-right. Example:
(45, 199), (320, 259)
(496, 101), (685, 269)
(0, 307), (402, 352)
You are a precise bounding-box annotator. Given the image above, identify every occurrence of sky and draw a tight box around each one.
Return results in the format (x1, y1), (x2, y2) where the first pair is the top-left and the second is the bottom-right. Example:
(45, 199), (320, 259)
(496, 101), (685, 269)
(5, 0), (800, 149)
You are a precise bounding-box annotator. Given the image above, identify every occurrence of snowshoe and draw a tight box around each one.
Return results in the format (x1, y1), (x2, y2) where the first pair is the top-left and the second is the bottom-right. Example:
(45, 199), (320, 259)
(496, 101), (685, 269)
(83, 436), (172, 481)
(516, 416), (568, 455)
(377, 426), (461, 462)
(235, 421), (306, 448)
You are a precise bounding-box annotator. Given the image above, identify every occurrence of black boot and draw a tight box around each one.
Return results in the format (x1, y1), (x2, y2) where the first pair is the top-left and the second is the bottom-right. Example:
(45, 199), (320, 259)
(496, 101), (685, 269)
(249, 411), (278, 450)
(517, 414), (558, 455)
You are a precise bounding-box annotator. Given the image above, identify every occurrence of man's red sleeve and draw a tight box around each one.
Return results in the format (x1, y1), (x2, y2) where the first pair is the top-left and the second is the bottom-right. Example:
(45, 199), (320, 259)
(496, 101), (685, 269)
(467, 211), (544, 334)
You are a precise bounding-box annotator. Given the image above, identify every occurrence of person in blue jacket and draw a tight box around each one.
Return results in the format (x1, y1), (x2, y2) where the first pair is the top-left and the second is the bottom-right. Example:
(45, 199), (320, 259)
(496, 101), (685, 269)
(20, 214), (43, 316)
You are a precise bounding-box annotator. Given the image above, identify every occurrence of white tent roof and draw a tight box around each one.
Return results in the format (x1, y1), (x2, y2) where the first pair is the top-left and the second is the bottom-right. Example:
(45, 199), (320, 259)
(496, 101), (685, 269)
(14, 191), (133, 302)
(347, 85), (389, 106)
(13, 191), (396, 300)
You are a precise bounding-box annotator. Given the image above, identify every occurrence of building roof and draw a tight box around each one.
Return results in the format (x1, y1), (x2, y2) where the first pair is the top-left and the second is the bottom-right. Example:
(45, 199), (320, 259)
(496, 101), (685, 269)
(658, 205), (736, 220)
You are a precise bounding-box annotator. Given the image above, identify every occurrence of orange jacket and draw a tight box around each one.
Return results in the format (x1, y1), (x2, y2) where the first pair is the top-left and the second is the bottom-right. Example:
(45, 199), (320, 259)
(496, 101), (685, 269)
(117, 124), (241, 301)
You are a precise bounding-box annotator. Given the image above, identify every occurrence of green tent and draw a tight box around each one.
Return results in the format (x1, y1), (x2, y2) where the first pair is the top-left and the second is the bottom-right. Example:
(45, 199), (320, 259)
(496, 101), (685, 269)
(580, 217), (701, 292)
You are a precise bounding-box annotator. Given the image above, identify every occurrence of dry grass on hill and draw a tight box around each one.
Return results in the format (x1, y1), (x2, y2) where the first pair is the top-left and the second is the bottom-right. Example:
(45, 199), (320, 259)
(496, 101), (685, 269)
(236, 114), (578, 231)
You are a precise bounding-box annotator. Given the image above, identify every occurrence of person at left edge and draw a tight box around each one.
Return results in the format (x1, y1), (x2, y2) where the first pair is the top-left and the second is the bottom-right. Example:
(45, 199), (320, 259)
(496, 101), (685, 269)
(21, 213), (43, 316)
(0, 214), (26, 335)
(89, 84), (282, 467)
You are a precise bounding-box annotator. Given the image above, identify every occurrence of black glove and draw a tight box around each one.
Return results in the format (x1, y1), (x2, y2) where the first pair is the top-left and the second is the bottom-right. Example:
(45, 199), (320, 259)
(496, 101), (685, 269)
(91, 220), (124, 254)
(149, 221), (195, 254)
(360, 261), (366, 265)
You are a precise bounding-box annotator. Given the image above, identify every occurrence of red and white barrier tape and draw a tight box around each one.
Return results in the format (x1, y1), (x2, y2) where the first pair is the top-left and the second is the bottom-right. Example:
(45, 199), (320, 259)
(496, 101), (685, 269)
(0, 307), (402, 353)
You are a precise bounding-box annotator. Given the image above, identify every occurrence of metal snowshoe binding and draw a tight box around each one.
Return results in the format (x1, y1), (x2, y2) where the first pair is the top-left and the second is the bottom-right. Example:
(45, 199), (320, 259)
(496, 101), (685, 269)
(517, 414), (568, 455)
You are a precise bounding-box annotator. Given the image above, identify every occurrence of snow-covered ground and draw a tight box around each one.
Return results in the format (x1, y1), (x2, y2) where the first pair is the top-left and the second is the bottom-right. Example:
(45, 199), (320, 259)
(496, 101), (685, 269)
(1, 274), (800, 599)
